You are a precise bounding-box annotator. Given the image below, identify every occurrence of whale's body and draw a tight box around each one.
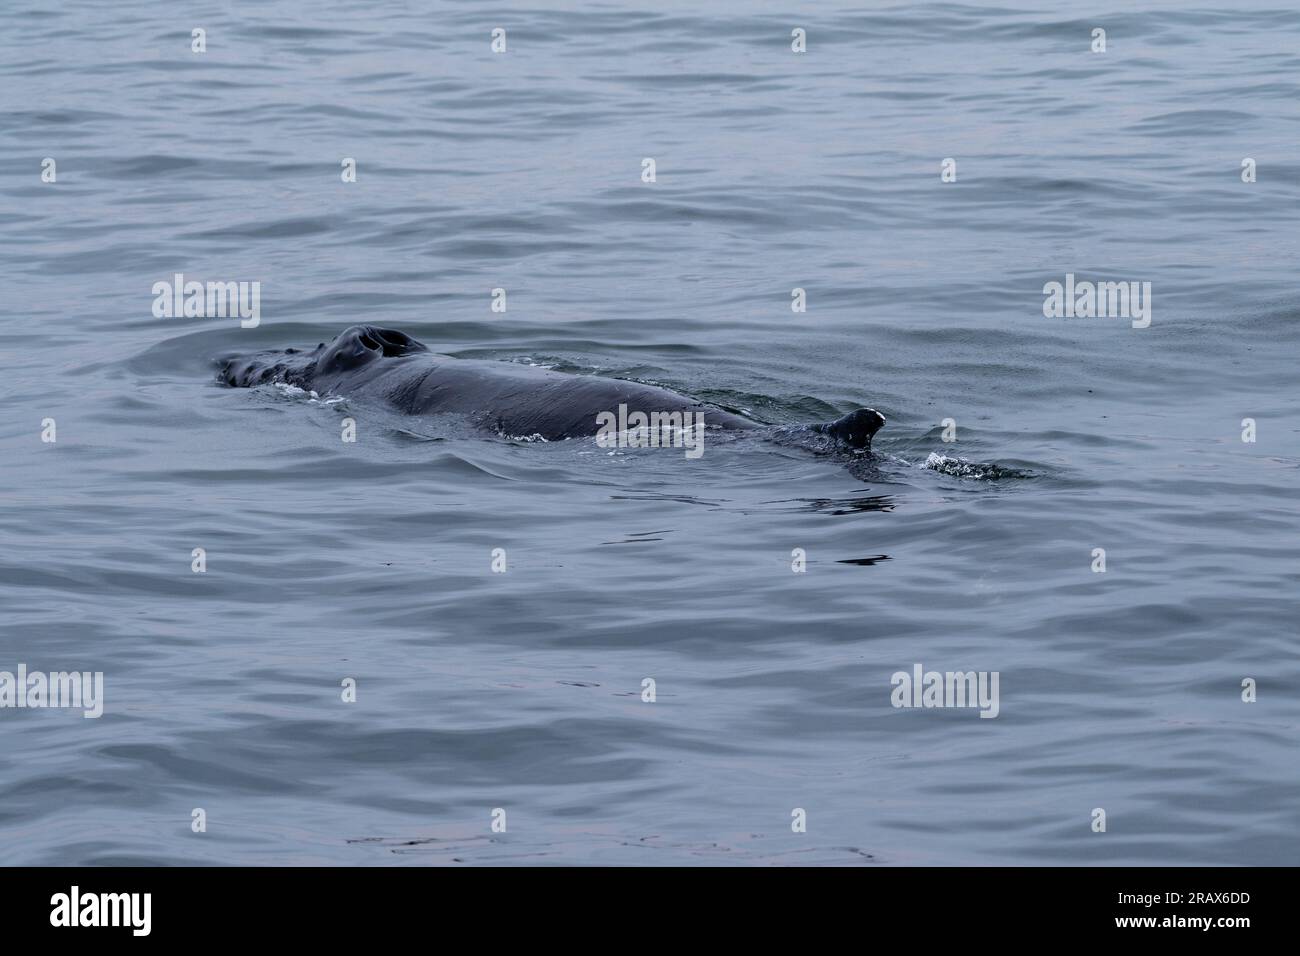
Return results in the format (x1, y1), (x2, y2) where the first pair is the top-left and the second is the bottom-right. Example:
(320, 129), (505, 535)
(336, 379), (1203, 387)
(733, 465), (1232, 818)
(218, 325), (885, 449)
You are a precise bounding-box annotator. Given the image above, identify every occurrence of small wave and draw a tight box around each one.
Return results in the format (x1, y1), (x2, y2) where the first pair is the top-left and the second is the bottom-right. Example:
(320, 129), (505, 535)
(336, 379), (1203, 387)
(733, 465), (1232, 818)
(271, 382), (345, 405)
(508, 357), (559, 370)
(918, 452), (1032, 481)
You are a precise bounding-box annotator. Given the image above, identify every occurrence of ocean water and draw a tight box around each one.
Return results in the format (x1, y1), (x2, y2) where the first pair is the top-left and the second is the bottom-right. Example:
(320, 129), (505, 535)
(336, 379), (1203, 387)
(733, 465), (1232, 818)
(1, 0), (1298, 866)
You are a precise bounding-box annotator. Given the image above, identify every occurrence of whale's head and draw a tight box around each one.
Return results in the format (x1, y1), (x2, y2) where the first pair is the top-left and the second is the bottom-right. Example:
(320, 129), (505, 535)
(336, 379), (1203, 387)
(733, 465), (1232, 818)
(218, 325), (430, 389)
(819, 407), (886, 450)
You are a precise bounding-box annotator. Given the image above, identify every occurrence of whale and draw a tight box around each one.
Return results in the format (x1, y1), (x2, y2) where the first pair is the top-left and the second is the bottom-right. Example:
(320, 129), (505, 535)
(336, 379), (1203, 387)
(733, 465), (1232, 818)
(217, 325), (886, 449)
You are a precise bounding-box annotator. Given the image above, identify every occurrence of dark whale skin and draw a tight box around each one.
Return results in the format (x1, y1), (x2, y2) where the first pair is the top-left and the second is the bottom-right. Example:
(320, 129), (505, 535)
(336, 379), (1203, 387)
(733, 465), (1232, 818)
(218, 325), (884, 448)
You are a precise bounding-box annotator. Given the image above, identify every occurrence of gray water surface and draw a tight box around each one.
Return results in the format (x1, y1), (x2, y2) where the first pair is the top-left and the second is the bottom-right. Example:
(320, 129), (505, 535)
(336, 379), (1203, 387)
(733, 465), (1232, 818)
(1, 0), (1298, 865)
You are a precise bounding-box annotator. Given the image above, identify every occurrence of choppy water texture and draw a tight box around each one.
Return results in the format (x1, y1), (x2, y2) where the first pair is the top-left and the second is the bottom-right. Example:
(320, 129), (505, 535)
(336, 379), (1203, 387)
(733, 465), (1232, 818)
(1, 1), (1298, 866)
